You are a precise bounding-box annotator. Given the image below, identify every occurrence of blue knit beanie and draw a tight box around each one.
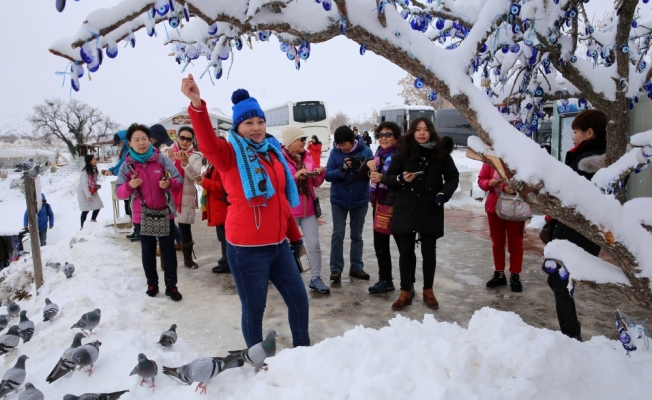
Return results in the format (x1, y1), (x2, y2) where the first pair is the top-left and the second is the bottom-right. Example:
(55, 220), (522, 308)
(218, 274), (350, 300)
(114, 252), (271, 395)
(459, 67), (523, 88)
(231, 89), (266, 131)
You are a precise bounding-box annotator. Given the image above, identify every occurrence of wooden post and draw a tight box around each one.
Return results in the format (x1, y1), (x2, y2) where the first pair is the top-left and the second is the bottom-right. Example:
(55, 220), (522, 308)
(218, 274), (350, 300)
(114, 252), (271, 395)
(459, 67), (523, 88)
(24, 177), (44, 291)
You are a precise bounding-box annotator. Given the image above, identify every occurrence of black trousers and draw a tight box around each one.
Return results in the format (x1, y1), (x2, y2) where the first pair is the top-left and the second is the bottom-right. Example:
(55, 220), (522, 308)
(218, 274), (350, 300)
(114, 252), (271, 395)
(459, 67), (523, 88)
(396, 232), (438, 291)
(547, 272), (581, 339)
(373, 230), (399, 283)
(178, 223), (193, 244)
(136, 219), (177, 288)
(124, 199), (131, 216)
(216, 225), (228, 265)
(80, 210), (100, 228)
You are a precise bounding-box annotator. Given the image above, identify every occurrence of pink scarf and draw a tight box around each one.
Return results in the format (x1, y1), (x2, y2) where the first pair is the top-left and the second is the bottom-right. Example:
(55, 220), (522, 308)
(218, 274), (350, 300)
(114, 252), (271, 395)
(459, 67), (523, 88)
(88, 173), (98, 195)
(171, 143), (194, 212)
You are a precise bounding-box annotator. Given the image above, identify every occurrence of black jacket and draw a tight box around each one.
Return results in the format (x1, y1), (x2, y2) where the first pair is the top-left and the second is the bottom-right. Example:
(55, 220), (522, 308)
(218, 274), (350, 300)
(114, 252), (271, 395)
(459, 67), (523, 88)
(552, 138), (607, 256)
(386, 137), (459, 237)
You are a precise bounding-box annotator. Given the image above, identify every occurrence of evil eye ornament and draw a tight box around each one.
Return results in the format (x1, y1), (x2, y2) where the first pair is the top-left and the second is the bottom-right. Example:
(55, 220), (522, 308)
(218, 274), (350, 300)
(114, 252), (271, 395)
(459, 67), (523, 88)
(185, 44), (199, 60)
(234, 38), (243, 51)
(147, 25), (156, 37)
(620, 44), (629, 53)
(214, 65), (223, 80)
(557, 266), (569, 280)
(360, 44), (366, 56)
(510, 4), (521, 16)
(501, 45), (509, 54)
(414, 77), (425, 89)
(295, 59), (301, 70)
(586, 26), (595, 35)
(435, 18), (445, 30)
(587, 49), (597, 58)
(71, 64), (84, 79)
(570, 55), (578, 63)
(280, 42), (289, 52)
(322, 0), (332, 11)
(218, 46), (230, 60)
(400, 9), (409, 19)
(299, 46), (310, 60)
(183, 5), (190, 21)
(512, 24), (521, 34)
(56, 0), (66, 13)
(534, 87), (544, 97)
(510, 44), (520, 53)
(632, 20), (638, 28)
(428, 90), (438, 101)
(619, 327), (632, 344)
(80, 43), (94, 64)
(128, 33), (136, 48)
(156, 3), (170, 16)
(208, 24), (218, 36)
(71, 77), (81, 92)
(258, 30), (270, 41)
(638, 61), (647, 71)
(480, 43), (487, 53)
(567, 8), (577, 18)
(286, 47), (296, 60)
(169, 15), (180, 29)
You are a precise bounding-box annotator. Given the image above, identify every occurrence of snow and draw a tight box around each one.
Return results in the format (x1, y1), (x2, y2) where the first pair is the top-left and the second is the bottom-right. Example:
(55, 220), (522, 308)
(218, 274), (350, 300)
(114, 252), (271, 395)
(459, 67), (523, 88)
(544, 240), (631, 285)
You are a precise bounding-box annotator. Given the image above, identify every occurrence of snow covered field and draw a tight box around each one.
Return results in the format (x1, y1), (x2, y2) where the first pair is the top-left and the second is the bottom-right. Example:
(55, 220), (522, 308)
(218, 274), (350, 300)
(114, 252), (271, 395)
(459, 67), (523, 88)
(0, 161), (651, 399)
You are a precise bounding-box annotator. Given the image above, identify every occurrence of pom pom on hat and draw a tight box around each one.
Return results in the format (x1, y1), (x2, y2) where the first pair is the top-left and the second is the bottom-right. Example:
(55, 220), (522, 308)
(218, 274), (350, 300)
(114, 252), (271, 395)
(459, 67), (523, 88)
(282, 126), (307, 147)
(231, 89), (265, 131)
(231, 89), (250, 105)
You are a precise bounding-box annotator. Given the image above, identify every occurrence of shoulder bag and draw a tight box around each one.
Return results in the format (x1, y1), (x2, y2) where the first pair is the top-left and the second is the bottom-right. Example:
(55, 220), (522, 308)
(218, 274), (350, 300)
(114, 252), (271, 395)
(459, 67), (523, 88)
(130, 165), (171, 237)
(495, 191), (532, 222)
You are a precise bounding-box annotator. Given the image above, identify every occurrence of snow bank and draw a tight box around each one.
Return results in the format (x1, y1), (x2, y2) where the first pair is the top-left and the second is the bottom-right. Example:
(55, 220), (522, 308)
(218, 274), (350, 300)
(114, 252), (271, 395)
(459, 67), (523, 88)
(544, 240), (630, 285)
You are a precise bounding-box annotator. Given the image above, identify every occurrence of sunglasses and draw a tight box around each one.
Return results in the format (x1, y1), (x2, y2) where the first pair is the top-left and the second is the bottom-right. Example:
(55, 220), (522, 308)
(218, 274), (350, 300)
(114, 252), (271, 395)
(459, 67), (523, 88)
(377, 132), (394, 139)
(299, 137), (307, 142)
(178, 136), (193, 142)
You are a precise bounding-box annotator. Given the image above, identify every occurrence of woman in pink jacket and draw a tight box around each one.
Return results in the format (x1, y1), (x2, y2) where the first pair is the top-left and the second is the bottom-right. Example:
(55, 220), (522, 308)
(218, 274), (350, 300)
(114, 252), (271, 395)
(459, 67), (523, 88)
(282, 126), (329, 294)
(477, 163), (524, 292)
(116, 123), (184, 301)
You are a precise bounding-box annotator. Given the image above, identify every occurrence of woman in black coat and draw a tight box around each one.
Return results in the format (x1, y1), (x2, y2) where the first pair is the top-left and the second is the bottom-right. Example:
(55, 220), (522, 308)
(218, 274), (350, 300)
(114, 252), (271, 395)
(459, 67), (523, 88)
(386, 117), (459, 311)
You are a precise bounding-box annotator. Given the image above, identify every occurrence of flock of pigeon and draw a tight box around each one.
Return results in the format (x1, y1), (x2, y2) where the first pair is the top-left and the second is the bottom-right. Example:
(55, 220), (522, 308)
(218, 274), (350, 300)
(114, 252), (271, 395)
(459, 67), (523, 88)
(0, 274), (279, 398)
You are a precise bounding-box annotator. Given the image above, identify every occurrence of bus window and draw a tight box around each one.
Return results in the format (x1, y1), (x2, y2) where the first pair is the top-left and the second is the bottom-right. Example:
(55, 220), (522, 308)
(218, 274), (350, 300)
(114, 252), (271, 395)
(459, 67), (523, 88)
(293, 102), (326, 123)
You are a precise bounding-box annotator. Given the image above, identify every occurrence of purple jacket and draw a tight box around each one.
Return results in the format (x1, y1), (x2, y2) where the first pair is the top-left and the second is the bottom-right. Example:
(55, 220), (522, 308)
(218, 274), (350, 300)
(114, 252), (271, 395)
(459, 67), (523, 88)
(282, 148), (325, 218)
(115, 150), (183, 224)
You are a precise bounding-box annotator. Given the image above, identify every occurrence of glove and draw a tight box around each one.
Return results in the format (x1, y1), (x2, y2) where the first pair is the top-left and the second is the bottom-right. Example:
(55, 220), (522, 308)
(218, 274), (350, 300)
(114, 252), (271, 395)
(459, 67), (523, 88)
(435, 193), (447, 206)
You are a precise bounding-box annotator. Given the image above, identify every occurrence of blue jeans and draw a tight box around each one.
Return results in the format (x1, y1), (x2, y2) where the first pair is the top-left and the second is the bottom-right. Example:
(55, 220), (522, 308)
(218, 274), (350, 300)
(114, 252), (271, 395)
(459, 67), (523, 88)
(38, 229), (47, 246)
(227, 240), (310, 348)
(330, 203), (368, 273)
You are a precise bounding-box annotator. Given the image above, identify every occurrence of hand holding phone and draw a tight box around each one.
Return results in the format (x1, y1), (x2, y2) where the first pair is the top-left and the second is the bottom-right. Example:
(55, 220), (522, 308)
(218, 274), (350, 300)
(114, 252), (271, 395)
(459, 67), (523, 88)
(412, 171), (425, 175)
(305, 171), (319, 178)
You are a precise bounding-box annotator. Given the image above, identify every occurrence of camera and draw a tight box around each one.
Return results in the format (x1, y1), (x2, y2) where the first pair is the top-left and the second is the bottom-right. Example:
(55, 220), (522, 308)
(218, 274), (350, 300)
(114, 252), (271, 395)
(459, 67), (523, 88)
(349, 155), (364, 170)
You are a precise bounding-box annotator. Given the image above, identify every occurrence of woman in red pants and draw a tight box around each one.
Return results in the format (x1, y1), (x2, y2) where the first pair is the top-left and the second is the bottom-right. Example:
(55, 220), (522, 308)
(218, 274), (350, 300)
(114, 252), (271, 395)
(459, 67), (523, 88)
(477, 164), (524, 292)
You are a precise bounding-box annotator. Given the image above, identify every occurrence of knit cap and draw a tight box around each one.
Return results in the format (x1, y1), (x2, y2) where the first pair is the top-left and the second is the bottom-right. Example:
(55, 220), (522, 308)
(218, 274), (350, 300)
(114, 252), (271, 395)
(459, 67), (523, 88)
(282, 126), (307, 147)
(231, 89), (266, 131)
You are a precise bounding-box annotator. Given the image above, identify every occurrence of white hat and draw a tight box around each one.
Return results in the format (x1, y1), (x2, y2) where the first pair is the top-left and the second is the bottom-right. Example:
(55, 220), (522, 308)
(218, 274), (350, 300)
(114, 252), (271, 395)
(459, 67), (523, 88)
(282, 126), (307, 147)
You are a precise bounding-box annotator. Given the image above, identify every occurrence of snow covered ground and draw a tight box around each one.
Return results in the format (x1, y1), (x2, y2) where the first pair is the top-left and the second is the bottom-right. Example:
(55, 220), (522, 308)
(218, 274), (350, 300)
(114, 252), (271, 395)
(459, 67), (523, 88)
(0, 160), (651, 399)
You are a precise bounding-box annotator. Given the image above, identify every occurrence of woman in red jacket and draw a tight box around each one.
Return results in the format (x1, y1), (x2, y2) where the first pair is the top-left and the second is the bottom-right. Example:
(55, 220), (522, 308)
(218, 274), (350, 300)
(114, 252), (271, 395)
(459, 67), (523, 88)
(182, 74), (309, 348)
(307, 135), (322, 167)
(477, 164), (524, 292)
(197, 156), (230, 273)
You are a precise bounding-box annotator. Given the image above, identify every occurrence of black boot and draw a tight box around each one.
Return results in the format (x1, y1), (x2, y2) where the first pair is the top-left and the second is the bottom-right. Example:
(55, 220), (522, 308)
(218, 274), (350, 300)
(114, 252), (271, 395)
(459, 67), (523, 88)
(212, 264), (231, 273)
(368, 280), (395, 293)
(510, 274), (523, 292)
(486, 271), (507, 288)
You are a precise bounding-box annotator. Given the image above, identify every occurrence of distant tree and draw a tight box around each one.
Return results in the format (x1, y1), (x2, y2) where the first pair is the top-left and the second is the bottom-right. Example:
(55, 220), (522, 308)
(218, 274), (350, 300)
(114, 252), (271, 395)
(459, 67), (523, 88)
(398, 74), (452, 111)
(329, 111), (351, 133)
(28, 98), (119, 157)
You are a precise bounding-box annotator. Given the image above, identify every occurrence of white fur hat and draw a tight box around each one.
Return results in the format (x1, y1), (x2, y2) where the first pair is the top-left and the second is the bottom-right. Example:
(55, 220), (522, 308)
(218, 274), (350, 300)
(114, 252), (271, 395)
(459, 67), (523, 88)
(282, 126), (307, 147)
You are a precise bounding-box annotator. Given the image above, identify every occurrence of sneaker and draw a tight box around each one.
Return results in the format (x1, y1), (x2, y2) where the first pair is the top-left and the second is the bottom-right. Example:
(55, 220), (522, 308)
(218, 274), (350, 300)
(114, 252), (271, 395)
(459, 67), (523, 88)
(330, 271), (341, 282)
(510, 274), (523, 292)
(309, 277), (330, 294)
(165, 286), (183, 301)
(126, 232), (138, 239)
(486, 271), (507, 288)
(368, 280), (395, 294)
(212, 264), (231, 273)
(349, 270), (370, 280)
(146, 285), (159, 297)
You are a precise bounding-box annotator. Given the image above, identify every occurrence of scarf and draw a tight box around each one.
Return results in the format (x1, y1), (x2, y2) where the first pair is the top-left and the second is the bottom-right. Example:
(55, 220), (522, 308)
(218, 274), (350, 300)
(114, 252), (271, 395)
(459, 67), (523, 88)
(129, 144), (155, 164)
(88, 172), (98, 195)
(419, 142), (436, 150)
(171, 142), (194, 213)
(369, 144), (398, 205)
(229, 129), (299, 208)
(282, 148), (310, 196)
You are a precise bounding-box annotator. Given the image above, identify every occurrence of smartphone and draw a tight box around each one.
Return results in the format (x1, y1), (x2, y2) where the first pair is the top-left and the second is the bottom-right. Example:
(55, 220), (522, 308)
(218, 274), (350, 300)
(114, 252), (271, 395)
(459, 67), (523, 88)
(194, 176), (203, 181)
(412, 171), (425, 175)
(306, 171), (320, 177)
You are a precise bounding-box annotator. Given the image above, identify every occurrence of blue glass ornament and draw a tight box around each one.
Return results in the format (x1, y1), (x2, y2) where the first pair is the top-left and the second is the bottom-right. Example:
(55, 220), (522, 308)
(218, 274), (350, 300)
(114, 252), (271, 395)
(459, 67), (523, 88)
(644, 0), (650, 3)
(587, 49), (597, 57)
(147, 25), (156, 37)
(168, 0), (175, 11)
(629, 101), (634, 110)
(569, 55), (577, 63)
(512, 23), (521, 34)
(299, 47), (310, 60)
(106, 44), (118, 59)
(340, 19), (347, 35)
(322, 0), (331, 11)
(510, 4), (521, 16)
(586, 26), (595, 35)
(494, 68), (501, 75)
(129, 35), (136, 48)
(56, 0), (66, 13)
(80, 43), (94, 64)
(480, 43), (487, 53)
(214, 66), (222, 80)
(567, 8), (577, 18)
(235, 38), (243, 51)
(526, 103), (533, 110)
(543, 59), (551, 68)
(400, 9), (409, 19)
(436, 18), (445, 30)
(169, 15), (180, 29)
(295, 60), (301, 70)
(619, 328), (631, 344)
(632, 20), (638, 28)
(510, 44), (520, 53)
(639, 61), (647, 71)
(71, 64), (84, 79)
(534, 87), (543, 96)
(360, 44), (366, 56)
(635, 96), (639, 103)
(501, 45), (509, 54)
(218, 47), (230, 60)
(414, 77), (425, 89)
(185, 45), (199, 60)
(71, 77), (80, 92)
(157, 3), (170, 16)
(96, 48), (103, 66)
(550, 36), (557, 44)
(543, 259), (558, 274)
(88, 59), (100, 73)
(286, 47), (296, 60)
(315, 0), (321, 3)
(280, 42), (289, 52)
(561, 99), (569, 106)
(524, 38), (533, 46)
(558, 266), (569, 280)
(208, 24), (218, 36)
(621, 44), (629, 53)
(183, 6), (190, 22)
(553, 0), (559, 3)
(259, 31), (270, 41)
(428, 90), (438, 101)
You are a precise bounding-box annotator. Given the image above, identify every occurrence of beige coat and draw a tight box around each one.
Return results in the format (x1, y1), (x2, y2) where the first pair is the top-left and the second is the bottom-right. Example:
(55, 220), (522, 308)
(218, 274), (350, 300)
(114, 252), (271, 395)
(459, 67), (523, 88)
(174, 151), (203, 224)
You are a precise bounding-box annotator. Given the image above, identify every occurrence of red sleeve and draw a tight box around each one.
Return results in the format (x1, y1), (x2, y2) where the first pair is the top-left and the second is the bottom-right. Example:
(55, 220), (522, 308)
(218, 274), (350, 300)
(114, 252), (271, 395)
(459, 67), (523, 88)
(286, 215), (302, 242)
(188, 100), (233, 171)
(477, 163), (493, 191)
(200, 177), (220, 192)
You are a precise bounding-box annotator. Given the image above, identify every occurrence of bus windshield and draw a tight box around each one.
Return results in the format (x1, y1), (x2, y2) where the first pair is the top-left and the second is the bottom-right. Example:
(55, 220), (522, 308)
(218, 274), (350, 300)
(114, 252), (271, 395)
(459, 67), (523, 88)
(409, 109), (436, 124)
(293, 102), (327, 123)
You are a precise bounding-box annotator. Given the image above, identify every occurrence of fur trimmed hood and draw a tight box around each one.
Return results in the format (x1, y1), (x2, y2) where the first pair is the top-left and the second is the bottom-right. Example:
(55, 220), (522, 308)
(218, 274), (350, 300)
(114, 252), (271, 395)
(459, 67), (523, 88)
(442, 136), (455, 154)
(577, 154), (606, 174)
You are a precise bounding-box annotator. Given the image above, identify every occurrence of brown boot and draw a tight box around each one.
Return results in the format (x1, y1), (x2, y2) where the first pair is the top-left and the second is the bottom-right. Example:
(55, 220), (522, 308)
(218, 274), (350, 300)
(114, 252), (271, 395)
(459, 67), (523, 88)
(156, 247), (161, 257)
(391, 290), (414, 311)
(423, 288), (439, 310)
(175, 243), (183, 251)
(182, 242), (199, 269)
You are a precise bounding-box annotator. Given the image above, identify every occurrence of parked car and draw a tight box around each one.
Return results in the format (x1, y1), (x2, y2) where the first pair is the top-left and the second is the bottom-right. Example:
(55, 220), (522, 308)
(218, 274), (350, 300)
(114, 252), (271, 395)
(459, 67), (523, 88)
(434, 108), (477, 146)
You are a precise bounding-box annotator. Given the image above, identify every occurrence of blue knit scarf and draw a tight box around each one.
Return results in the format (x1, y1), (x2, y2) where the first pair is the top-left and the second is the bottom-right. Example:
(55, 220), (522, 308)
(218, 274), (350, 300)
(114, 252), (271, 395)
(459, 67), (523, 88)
(128, 144), (154, 164)
(229, 129), (299, 208)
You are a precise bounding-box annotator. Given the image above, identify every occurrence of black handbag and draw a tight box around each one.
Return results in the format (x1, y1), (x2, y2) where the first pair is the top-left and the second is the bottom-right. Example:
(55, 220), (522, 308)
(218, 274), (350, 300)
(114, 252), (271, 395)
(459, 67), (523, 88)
(539, 220), (555, 244)
(131, 166), (170, 237)
(311, 190), (322, 218)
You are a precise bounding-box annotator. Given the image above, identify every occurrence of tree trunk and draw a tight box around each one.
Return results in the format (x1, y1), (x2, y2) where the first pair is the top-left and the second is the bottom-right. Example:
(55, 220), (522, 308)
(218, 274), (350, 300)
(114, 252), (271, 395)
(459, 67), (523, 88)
(606, 102), (630, 166)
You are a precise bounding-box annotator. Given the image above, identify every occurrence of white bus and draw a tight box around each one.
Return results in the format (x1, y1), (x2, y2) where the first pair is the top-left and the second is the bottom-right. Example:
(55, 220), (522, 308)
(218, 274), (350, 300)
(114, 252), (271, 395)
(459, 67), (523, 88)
(378, 105), (436, 134)
(265, 101), (331, 151)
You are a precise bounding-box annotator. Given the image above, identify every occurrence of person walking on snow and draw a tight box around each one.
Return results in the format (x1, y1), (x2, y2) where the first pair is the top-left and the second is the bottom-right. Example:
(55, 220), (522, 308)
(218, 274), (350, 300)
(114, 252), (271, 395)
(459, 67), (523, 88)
(78, 154), (104, 229)
(182, 74), (310, 348)
(307, 135), (322, 167)
(23, 193), (54, 246)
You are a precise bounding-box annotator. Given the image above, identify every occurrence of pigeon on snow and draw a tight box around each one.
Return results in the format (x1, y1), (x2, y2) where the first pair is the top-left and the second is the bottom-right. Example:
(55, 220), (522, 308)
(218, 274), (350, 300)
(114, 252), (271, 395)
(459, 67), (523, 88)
(0, 325), (21, 355)
(158, 324), (177, 347)
(162, 354), (244, 394)
(71, 309), (101, 335)
(43, 298), (59, 322)
(0, 355), (28, 397)
(228, 330), (277, 372)
(130, 353), (158, 389)
(46, 262), (61, 272)
(18, 310), (35, 343)
(63, 262), (75, 279)
(72, 340), (101, 376)
(14, 159), (34, 172)
(62, 390), (129, 400)
(6, 302), (20, 319)
(0, 314), (9, 332)
(46, 332), (84, 383)
(17, 382), (44, 400)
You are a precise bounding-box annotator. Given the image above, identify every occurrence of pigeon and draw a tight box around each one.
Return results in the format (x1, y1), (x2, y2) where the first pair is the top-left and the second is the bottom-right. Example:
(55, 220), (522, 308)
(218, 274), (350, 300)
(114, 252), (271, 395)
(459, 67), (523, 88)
(46, 262), (61, 272)
(0, 355), (28, 397)
(130, 353), (158, 390)
(6, 302), (20, 319)
(158, 324), (177, 347)
(63, 262), (75, 279)
(62, 391), (129, 400)
(0, 315), (9, 332)
(163, 354), (244, 394)
(18, 311), (35, 343)
(0, 326), (21, 355)
(46, 332), (84, 383)
(228, 330), (277, 372)
(43, 298), (59, 322)
(71, 309), (101, 335)
(14, 160), (34, 172)
(22, 165), (40, 179)
(17, 383), (44, 400)
(72, 340), (101, 376)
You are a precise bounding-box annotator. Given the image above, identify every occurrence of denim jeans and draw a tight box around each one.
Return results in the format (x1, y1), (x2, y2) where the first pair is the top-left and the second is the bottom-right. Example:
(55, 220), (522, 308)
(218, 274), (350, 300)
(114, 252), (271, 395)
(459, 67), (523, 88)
(227, 240), (310, 348)
(135, 219), (178, 289)
(329, 203), (368, 273)
(38, 229), (47, 246)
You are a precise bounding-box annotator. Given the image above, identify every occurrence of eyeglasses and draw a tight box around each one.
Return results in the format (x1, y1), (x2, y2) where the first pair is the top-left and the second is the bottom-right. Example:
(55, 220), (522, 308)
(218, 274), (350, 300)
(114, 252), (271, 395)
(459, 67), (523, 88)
(377, 132), (394, 139)
(299, 137), (307, 142)
(178, 136), (193, 142)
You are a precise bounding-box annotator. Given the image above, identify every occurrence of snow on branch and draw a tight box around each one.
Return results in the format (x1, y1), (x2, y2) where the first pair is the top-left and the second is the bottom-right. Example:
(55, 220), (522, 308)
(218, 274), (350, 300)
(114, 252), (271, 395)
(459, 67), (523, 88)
(592, 130), (652, 193)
